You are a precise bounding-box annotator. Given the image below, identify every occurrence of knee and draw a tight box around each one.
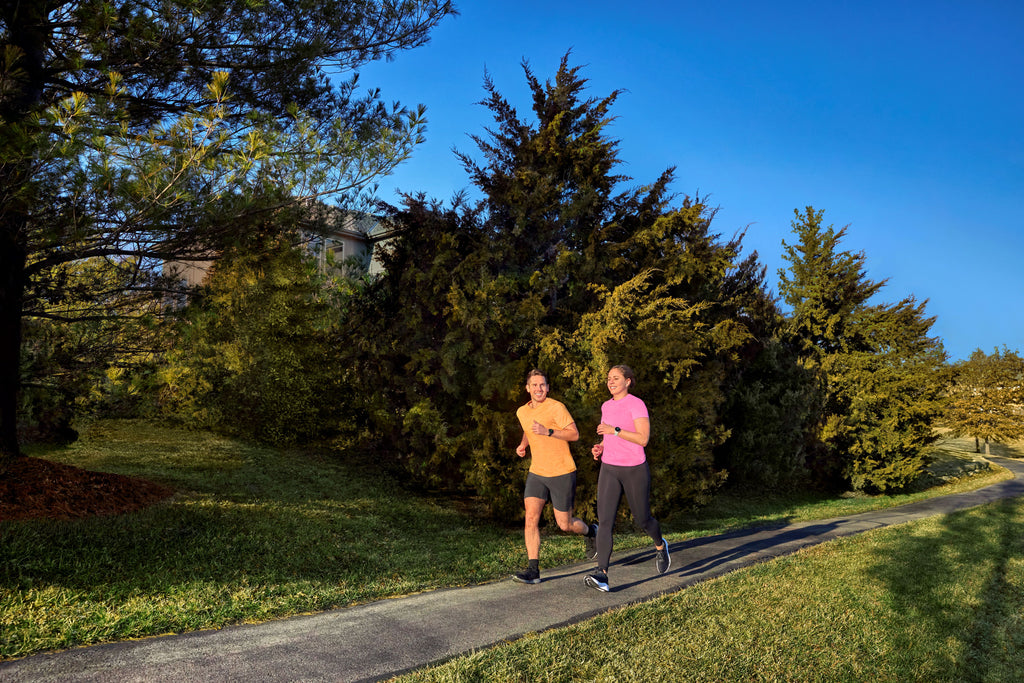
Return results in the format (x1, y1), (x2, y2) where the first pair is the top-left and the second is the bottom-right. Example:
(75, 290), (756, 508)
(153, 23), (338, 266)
(555, 518), (574, 533)
(632, 515), (652, 529)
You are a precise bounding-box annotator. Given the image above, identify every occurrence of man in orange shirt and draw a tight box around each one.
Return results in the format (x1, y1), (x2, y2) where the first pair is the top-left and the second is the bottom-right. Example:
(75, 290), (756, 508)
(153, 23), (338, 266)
(512, 369), (598, 584)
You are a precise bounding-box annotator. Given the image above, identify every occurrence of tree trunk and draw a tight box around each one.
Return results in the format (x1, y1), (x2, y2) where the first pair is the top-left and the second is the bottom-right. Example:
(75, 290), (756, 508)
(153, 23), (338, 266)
(985, 439), (991, 456)
(975, 436), (980, 453)
(0, 219), (26, 463)
(0, 1), (47, 465)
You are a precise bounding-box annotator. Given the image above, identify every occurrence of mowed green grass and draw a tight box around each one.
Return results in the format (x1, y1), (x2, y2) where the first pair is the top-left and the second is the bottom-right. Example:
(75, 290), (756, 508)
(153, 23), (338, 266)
(0, 420), (1017, 666)
(399, 437), (1024, 682)
(398, 500), (1024, 682)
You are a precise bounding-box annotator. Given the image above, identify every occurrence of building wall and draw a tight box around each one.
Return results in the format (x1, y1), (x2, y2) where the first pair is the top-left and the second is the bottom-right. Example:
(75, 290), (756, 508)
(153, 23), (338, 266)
(164, 208), (390, 288)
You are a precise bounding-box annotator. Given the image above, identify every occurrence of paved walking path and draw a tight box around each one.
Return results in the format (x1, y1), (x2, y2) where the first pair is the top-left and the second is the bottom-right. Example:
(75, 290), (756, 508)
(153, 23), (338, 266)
(4, 457), (1024, 683)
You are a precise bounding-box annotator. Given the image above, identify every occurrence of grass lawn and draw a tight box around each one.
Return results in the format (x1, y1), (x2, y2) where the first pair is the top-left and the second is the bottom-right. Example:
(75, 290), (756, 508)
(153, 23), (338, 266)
(400, 499), (1024, 682)
(1, 420), (1019, 669)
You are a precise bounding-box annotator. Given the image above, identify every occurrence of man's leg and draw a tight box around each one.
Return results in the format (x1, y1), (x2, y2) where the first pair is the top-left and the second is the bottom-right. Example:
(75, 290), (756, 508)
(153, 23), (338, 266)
(549, 472), (590, 535)
(513, 496), (547, 584)
(524, 496), (546, 560)
(552, 507), (589, 534)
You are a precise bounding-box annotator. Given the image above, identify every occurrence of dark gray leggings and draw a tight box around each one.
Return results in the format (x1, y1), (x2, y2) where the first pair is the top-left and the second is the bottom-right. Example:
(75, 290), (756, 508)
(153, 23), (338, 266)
(595, 462), (662, 570)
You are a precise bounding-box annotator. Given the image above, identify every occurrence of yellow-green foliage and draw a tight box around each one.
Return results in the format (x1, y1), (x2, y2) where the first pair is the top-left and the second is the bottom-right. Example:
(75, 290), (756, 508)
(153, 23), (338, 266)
(539, 268), (734, 513)
(345, 57), (772, 517)
(18, 256), (165, 442)
(157, 233), (347, 445)
(780, 207), (949, 492)
(945, 348), (1024, 450)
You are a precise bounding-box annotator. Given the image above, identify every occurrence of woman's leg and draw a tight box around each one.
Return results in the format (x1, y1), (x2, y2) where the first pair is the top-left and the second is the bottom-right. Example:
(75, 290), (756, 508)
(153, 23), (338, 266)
(621, 462), (662, 545)
(595, 464), (624, 570)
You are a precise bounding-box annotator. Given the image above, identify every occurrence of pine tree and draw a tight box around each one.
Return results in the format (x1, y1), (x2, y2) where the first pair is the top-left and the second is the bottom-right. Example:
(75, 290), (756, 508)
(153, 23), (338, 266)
(350, 55), (771, 515)
(157, 226), (347, 445)
(779, 207), (948, 491)
(0, 0), (455, 462)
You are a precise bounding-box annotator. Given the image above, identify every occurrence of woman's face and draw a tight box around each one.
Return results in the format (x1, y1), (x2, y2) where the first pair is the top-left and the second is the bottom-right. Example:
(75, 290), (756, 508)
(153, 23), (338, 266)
(606, 369), (629, 397)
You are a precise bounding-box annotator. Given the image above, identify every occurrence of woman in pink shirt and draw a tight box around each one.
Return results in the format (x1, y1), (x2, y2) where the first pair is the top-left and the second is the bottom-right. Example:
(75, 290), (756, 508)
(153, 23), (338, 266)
(585, 365), (671, 592)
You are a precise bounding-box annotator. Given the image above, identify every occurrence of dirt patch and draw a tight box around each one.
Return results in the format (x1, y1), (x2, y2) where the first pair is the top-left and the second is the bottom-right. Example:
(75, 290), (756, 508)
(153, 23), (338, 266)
(0, 456), (174, 522)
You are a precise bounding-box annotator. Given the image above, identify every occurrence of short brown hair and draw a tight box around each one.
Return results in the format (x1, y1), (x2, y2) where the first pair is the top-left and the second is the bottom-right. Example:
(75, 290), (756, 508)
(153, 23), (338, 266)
(526, 368), (548, 384)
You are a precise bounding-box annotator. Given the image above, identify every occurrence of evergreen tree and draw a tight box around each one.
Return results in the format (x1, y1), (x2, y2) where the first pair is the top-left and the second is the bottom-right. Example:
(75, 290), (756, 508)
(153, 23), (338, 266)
(0, 0), (455, 463)
(18, 255), (166, 443)
(350, 55), (766, 516)
(779, 207), (948, 491)
(347, 196), (507, 496)
(945, 348), (1024, 454)
(713, 332), (820, 491)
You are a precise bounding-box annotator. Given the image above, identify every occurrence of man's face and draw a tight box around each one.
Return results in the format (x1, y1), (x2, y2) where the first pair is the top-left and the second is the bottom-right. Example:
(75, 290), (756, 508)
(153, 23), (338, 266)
(526, 376), (549, 403)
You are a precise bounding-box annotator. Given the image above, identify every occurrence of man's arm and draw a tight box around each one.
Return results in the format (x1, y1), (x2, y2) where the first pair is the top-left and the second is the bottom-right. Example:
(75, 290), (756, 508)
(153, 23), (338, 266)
(558, 422), (580, 442)
(532, 420), (579, 442)
(516, 432), (529, 458)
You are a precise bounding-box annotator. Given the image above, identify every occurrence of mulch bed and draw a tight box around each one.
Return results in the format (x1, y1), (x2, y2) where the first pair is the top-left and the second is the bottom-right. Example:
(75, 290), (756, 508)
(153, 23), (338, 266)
(0, 456), (174, 522)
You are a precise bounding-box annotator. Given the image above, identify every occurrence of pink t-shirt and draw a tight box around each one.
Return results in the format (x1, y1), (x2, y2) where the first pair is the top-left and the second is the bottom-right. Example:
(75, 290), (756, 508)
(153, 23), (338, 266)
(600, 393), (649, 466)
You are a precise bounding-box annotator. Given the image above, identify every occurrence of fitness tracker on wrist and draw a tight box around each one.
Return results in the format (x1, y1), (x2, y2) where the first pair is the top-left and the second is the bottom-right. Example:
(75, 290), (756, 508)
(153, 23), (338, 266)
(548, 428), (554, 437)
(614, 426), (621, 435)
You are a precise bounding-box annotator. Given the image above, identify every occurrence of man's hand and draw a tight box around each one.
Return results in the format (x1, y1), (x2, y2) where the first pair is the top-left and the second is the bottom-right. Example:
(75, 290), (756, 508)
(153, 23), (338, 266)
(516, 443), (528, 458)
(531, 420), (549, 436)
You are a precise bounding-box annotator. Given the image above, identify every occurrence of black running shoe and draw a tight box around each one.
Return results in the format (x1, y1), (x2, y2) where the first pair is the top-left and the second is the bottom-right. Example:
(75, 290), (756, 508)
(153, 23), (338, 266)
(585, 570), (610, 592)
(584, 523), (599, 560)
(512, 566), (541, 584)
(655, 538), (671, 574)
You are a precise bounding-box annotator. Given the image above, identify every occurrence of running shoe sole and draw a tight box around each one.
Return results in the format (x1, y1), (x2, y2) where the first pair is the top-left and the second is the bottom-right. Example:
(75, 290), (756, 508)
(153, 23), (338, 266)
(512, 573), (541, 585)
(585, 574), (610, 592)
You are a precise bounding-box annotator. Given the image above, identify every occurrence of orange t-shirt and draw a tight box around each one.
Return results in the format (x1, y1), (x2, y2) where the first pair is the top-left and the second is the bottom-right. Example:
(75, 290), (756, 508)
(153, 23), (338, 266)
(516, 398), (577, 477)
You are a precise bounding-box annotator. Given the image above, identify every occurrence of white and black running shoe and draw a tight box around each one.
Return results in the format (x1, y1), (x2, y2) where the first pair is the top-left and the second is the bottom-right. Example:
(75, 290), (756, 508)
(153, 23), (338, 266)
(585, 570), (610, 592)
(655, 538), (671, 574)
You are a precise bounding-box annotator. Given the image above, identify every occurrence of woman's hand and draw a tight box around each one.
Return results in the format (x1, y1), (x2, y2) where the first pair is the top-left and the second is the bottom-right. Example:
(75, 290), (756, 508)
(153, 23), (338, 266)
(591, 442), (604, 460)
(596, 422), (616, 436)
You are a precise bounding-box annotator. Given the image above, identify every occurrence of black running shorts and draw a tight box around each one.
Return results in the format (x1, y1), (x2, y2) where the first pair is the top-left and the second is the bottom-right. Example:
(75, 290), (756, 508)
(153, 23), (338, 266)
(524, 471), (577, 512)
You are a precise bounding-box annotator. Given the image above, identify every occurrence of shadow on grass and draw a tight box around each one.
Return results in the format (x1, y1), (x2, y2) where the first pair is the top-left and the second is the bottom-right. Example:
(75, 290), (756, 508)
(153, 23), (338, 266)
(0, 493), (503, 596)
(866, 495), (1024, 681)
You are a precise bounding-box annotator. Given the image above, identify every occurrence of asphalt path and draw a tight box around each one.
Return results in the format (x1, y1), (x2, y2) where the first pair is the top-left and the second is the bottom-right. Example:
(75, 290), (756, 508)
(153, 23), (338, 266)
(4, 456), (1023, 683)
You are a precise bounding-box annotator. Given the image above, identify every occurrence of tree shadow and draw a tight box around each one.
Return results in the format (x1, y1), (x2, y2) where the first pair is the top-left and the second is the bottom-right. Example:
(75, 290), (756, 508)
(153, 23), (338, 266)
(607, 522), (841, 592)
(865, 496), (1024, 681)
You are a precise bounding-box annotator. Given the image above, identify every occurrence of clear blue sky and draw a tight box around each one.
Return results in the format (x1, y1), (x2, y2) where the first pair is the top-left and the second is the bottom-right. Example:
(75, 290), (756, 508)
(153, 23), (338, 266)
(356, 1), (1023, 362)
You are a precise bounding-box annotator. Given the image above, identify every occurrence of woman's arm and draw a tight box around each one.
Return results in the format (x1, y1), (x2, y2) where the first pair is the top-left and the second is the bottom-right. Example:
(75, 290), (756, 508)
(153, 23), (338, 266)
(598, 417), (650, 447)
